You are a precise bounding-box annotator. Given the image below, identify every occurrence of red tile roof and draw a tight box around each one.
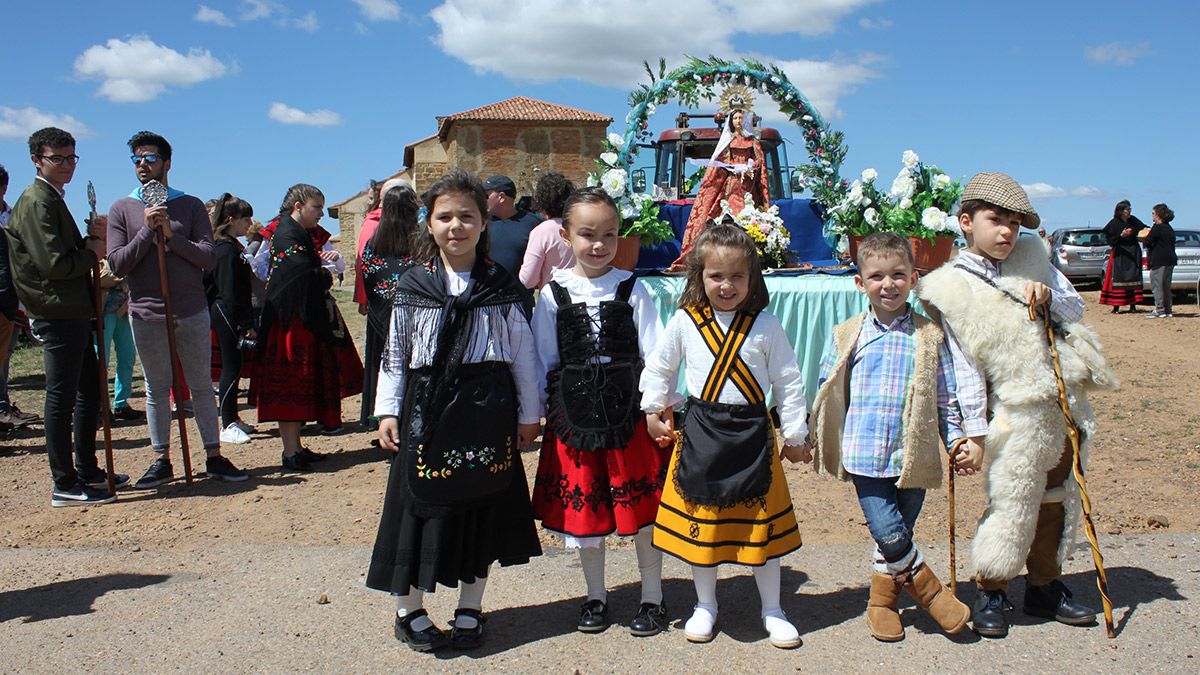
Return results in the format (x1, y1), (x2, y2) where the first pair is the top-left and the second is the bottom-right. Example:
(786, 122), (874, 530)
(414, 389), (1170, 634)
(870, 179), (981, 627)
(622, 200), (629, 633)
(437, 96), (611, 138)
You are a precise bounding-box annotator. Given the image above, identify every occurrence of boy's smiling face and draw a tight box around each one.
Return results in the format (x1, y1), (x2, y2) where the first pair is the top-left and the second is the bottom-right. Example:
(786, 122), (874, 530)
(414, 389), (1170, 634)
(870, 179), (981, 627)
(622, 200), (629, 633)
(960, 207), (1023, 263)
(855, 252), (916, 324)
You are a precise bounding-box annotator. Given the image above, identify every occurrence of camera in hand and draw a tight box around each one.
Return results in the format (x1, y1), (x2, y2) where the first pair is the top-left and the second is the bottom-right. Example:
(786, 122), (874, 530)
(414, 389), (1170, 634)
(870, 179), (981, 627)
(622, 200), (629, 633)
(237, 335), (257, 351)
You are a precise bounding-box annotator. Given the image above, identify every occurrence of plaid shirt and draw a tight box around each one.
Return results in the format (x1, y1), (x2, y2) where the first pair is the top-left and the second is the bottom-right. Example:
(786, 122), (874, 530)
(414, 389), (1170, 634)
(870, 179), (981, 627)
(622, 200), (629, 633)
(819, 307), (962, 478)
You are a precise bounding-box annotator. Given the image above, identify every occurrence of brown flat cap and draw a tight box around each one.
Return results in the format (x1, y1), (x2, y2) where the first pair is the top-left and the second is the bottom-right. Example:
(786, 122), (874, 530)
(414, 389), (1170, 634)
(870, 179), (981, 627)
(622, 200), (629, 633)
(961, 172), (1040, 230)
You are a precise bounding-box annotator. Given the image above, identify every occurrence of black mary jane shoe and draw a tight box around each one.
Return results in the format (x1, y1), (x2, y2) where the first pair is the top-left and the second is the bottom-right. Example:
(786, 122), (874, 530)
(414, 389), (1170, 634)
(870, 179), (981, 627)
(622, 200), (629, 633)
(972, 588), (1014, 638)
(629, 602), (668, 637)
(394, 609), (448, 652)
(449, 608), (487, 650)
(577, 599), (609, 633)
(1023, 578), (1097, 626)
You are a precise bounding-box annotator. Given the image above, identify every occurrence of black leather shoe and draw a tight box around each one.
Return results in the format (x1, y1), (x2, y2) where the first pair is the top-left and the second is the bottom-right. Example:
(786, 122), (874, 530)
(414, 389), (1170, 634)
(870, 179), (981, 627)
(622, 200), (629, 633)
(1023, 578), (1097, 626)
(578, 599), (609, 633)
(281, 452), (313, 473)
(394, 609), (447, 652)
(629, 602), (668, 637)
(449, 608), (486, 650)
(300, 447), (328, 463)
(972, 588), (1013, 638)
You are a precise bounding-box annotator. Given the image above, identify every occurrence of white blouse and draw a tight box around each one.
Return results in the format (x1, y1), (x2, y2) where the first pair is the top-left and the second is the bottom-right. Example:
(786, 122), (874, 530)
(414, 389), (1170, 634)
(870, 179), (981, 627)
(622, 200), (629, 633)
(640, 309), (810, 446)
(374, 269), (542, 425)
(530, 267), (664, 416)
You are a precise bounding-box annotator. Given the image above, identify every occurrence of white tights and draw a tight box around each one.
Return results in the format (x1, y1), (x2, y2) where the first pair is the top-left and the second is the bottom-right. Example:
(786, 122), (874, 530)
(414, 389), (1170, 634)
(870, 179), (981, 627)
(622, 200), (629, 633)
(691, 558), (783, 616)
(395, 576), (488, 631)
(578, 527), (663, 604)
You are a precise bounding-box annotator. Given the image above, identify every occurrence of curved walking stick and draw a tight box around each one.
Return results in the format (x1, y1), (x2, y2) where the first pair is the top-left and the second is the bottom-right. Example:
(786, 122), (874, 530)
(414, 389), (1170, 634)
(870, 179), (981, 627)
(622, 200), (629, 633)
(1030, 302), (1115, 638)
(947, 451), (957, 595)
(87, 182), (116, 495)
(143, 181), (193, 485)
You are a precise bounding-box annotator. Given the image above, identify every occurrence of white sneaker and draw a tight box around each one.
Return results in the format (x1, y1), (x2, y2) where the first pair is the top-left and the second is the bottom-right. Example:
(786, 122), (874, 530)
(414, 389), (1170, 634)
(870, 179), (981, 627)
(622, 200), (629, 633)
(233, 420), (257, 435)
(684, 605), (717, 643)
(220, 423), (251, 444)
(763, 611), (800, 649)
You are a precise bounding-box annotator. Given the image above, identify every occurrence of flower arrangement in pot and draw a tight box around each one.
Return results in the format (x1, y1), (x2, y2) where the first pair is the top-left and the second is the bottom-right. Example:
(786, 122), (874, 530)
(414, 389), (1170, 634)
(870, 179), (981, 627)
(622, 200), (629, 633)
(828, 150), (964, 271)
(588, 133), (676, 269)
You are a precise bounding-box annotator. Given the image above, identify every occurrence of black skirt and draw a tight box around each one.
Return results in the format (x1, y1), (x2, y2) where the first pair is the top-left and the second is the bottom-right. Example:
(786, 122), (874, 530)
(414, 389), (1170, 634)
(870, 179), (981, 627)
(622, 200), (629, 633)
(366, 362), (541, 593)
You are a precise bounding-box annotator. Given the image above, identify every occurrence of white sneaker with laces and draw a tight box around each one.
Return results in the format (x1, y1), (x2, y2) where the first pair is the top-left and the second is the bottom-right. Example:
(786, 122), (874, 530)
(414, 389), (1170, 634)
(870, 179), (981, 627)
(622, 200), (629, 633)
(233, 420), (257, 435)
(220, 423), (251, 444)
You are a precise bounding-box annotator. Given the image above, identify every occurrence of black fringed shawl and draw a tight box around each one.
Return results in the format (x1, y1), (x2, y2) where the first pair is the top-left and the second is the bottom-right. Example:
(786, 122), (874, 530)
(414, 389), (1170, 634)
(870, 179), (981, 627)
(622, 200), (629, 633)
(262, 214), (334, 341)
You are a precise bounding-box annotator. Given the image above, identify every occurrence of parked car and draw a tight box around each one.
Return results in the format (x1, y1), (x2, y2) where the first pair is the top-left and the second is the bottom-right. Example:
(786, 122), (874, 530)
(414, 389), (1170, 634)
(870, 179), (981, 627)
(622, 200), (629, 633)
(1142, 229), (1200, 295)
(1049, 228), (1109, 285)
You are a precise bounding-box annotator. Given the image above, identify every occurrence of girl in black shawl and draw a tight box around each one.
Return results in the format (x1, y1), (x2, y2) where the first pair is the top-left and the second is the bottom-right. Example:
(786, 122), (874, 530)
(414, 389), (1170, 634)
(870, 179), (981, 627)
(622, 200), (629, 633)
(252, 184), (363, 471)
(358, 184), (424, 430)
(1100, 199), (1146, 312)
(366, 169), (542, 653)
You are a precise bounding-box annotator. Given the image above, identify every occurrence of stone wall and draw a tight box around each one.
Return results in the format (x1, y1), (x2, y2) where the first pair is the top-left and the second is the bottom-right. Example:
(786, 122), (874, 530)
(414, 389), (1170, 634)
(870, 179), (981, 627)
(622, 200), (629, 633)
(449, 122), (605, 195)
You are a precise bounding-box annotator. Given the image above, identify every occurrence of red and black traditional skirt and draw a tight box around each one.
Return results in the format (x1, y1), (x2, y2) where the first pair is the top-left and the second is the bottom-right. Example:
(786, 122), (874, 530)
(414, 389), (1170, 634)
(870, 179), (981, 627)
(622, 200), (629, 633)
(1099, 252), (1145, 306)
(251, 319), (363, 427)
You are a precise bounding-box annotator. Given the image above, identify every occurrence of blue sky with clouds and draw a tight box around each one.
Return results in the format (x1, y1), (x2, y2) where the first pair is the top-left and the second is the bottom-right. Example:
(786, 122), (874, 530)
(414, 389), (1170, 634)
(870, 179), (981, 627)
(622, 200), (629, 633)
(1, 0), (1195, 234)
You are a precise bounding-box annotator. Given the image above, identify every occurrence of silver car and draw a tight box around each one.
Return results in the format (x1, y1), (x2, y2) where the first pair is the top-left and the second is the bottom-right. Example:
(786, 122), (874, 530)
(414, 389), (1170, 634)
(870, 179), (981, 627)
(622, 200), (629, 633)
(1142, 229), (1200, 294)
(1050, 228), (1109, 285)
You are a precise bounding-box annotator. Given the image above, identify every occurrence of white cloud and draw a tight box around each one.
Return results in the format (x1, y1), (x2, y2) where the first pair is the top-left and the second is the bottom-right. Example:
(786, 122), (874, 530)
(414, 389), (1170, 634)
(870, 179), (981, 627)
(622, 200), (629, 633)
(195, 5), (235, 27)
(0, 106), (93, 140)
(73, 36), (231, 103)
(240, 0), (279, 21)
(1085, 42), (1150, 66)
(858, 17), (892, 30)
(292, 10), (319, 32)
(1022, 182), (1068, 199)
(1071, 185), (1106, 198)
(268, 102), (343, 126)
(429, 0), (881, 119)
(352, 0), (402, 21)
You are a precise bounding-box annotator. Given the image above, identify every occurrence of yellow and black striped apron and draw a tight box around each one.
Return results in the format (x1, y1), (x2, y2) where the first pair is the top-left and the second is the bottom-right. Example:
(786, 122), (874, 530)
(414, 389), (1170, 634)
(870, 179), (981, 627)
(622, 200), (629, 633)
(653, 307), (802, 567)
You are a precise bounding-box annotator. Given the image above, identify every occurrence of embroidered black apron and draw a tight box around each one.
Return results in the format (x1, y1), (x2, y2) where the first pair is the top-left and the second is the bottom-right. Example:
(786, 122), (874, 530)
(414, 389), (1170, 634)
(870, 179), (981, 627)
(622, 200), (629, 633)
(403, 361), (517, 505)
(674, 307), (774, 507)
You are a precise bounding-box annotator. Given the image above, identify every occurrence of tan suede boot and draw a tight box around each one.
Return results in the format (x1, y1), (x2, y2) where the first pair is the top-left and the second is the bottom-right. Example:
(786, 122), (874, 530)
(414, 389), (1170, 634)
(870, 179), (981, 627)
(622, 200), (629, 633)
(903, 563), (970, 634)
(867, 572), (905, 642)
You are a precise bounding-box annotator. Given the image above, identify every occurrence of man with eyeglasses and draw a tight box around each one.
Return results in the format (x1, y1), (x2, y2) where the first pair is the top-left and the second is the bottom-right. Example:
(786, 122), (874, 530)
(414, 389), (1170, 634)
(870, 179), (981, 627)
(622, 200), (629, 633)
(107, 130), (247, 489)
(4, 127), (128, 506)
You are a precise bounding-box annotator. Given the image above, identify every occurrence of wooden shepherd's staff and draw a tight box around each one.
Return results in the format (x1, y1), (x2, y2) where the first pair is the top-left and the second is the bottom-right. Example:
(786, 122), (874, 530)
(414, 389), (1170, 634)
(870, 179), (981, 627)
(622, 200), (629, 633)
(87, 182), (117, 495)
(1030, 302), (1115, 638)
(142, 180), (193, 484)
(948, 446), (957, 595)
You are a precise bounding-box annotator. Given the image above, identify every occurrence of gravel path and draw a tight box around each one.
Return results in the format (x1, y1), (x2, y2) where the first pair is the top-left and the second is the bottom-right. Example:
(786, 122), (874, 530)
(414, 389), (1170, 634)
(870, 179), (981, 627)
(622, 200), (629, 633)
(1, 534), (1195, 673)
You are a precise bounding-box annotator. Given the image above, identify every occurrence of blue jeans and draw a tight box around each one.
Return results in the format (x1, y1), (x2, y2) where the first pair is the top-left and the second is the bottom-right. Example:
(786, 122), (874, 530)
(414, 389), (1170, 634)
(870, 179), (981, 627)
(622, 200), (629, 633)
(852, 474), (925, 563)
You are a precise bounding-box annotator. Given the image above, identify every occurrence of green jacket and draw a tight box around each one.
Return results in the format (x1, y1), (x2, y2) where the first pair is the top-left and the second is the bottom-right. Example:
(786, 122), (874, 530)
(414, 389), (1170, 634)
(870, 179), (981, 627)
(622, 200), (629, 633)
(3, 179), (98, 320)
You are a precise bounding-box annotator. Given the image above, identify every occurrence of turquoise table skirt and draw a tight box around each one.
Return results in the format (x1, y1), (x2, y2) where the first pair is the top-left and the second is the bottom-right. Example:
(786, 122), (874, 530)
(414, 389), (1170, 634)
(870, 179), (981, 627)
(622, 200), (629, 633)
(639, 274), (869, 405)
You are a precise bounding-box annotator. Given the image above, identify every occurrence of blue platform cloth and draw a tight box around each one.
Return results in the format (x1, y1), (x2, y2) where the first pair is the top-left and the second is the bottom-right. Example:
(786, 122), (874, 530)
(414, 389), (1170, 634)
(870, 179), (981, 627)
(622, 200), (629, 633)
(635, 198), (836, 270)
(637, 274), (868, 405)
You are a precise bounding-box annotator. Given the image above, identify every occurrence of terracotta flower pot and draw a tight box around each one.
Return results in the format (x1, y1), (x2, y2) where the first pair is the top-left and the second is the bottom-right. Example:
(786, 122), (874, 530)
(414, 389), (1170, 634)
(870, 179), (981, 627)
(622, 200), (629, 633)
(611, 235), (641, 271)
(848, 234), (955, 274)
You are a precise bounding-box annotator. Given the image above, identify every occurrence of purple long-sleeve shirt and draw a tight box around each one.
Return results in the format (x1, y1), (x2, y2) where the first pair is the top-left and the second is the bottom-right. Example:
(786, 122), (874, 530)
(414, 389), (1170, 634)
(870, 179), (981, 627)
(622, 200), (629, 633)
(106, 194), (214, 322)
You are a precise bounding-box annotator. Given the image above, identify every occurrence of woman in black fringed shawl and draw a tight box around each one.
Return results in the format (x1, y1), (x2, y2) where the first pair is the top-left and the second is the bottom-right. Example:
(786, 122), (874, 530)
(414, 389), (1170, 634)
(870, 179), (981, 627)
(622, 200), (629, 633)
(366, 169), (542, 653)
(358, 184), (424, 432)
(252, 184), (363, 471)
(1100, 199), (1146, 312)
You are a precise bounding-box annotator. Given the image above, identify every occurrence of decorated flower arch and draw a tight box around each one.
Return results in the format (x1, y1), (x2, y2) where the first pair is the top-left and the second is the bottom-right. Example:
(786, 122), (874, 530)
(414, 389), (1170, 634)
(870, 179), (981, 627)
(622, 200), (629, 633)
(614, 56), (848, 209)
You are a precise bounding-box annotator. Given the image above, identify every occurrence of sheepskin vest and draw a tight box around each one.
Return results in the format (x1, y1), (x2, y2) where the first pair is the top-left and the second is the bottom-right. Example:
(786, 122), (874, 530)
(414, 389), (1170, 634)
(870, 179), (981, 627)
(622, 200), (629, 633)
(811, 311), (945, 489)
(916, 238), (1118, 581)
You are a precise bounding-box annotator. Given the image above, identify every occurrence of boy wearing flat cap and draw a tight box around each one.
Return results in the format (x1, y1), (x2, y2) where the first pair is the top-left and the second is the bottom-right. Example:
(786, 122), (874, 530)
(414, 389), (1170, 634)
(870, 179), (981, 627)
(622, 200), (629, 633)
(917, 172), (1116, 638)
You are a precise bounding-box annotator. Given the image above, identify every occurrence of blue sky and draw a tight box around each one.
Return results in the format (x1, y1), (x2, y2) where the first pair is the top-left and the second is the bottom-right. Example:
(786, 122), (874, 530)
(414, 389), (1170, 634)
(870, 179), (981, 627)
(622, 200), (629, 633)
(1, 1), (1195, 235)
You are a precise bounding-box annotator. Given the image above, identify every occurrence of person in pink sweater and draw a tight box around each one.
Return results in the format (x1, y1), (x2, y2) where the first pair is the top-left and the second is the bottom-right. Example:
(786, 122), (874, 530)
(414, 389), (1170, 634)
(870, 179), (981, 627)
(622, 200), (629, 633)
(519, 173), (576, 290)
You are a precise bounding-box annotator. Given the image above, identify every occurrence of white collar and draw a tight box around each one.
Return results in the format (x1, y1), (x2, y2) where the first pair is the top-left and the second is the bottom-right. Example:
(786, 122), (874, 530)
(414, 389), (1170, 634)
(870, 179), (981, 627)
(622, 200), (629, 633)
(35, 176), (65, 198)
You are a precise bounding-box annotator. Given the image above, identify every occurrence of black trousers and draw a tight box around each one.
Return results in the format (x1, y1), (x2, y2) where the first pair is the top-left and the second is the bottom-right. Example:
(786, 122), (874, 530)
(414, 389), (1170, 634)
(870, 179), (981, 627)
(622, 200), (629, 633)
(212, 308), (243, 428)
(33, 318), (101, 490)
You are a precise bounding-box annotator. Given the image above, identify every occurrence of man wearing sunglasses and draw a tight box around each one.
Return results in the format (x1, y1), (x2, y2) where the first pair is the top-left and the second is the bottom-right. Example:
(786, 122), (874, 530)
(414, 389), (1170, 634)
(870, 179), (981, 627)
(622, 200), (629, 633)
(107, 130), (247, 489)
(4, 127), (126, 506)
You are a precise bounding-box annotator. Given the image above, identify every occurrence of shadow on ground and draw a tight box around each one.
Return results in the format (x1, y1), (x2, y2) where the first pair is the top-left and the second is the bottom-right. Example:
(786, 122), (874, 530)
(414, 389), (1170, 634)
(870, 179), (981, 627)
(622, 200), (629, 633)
(0, 572), (171, 624)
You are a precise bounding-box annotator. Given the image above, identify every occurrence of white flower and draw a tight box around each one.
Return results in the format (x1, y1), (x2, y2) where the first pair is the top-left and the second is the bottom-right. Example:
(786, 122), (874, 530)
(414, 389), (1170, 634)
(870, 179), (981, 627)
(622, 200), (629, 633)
(864, 207), (878, 225)
(600, 168), (626, 198)
(646, 102), (657, 116)
(586, 174), (599, 188)
(846, 181), (863, 204)
(600, 152), (619, 167)
(861, 168), (878, 183)
(942, 214), (962, 234)
(933, 173), (951, 191)
(899, 197), (913, 210)
(902, 149), (920, 168)
(890, 169), (916, 200)
(620, 198), (638, 219)
(802, 114), (814, 122)
(921, 207), (948, 230)
(607, 133), (625, 150)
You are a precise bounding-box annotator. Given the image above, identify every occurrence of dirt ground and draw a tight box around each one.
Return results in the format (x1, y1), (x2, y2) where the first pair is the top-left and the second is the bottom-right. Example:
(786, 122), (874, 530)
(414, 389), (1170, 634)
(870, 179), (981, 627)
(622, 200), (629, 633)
(1, 289), (1197, 556)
